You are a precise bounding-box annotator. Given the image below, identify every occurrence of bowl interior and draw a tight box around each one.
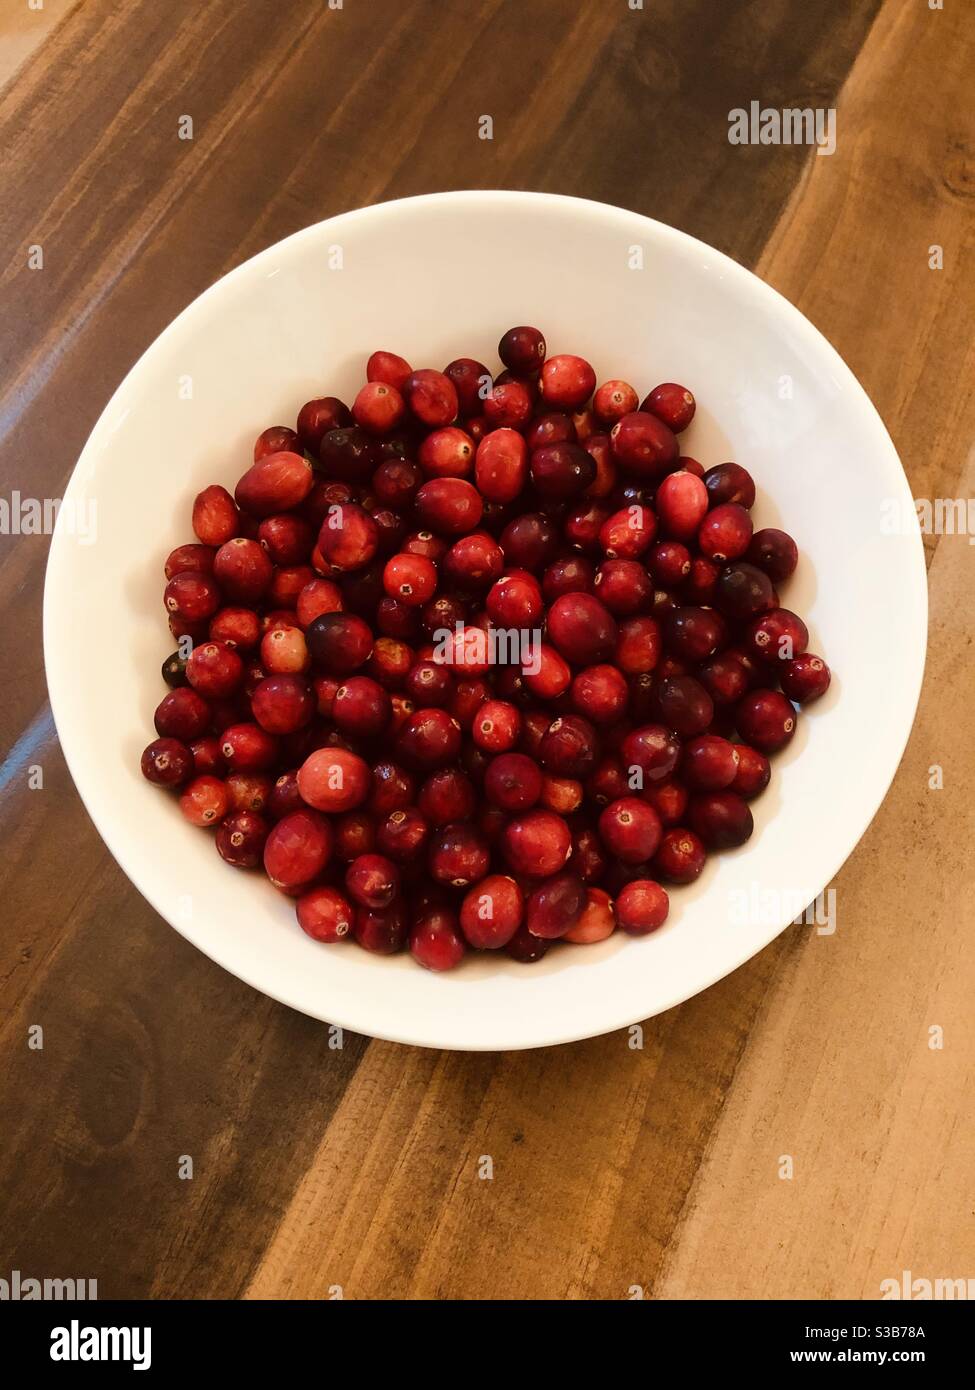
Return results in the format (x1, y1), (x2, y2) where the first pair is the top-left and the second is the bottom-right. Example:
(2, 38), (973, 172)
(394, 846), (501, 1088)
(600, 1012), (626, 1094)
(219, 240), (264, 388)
(44, 192), (926, 1050)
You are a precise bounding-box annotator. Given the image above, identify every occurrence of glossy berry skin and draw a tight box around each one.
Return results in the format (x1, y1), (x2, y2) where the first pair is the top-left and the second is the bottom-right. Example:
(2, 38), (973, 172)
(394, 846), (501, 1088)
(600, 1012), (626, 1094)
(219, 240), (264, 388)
(621, 723), (680, 783)
(538, 714), (598, 779)
(526, 870), (587, 939)
(731, 744), (771, 798)
(599, 797), (662, 864)
(418, 767), (477, 825)
(154, 687), (211, 741)
(664, 606), (727, 663)
(499, 325), (546, 375)
(615, 880), (669, 936)
(591, 559), (651, 617)
(296, 397), (351, 454)
(368, 761), (415, 816)
(251, 674), (315, 735)
(296, 886), (355, 942)
(528, 441), (596, 502)
(317, 502), (379, 571)
(255, 425), (301, 461)
(164, 569), (223, 623)
(487, 571), (543, 627)
(141, 737), (193, 786)
(394, 708), (462, 770)
(598, 504), (657, 559)
(366, 349), (412, 391)
(746, 527), (798, 583)
(698, 651), (750, 707)
(499, 512), (559, 569)
(236, 451), (314, 517)
(216, 810), (268, 868)
(404, 369), (458, 428)
(540, 354), (596, 410)
(484, 379), (533, 430)
(376, 807), (429, 863)
(563, 887), (616, 944)
(414, 478), (482, 535)
(441, 357), (490, 415)
(593, 380), (639, 426)
(654, 675), (714, 738)
(542, 554), (594, 601)
(704, 462), (756, 510)
(306, 612), (374, 676)
(642, 382), (696, 433)
(382, 552), (437, 607)
(546, 592), (618, 664)
(332, 676), (391, 738)
(736, 689), (797, 753)
(570, 664), (628, 724)
(354, 902), (408, 955)
(713, 562), (775, 621)
(780, 653), (831, 703)
(474, 428), (528, 504)
(186, 641), (244, 699)
(444, 532), (504, 591)
(428, 822), (490, 887)
(484, 752), (543, 811)
(614, 615), (662, 675)
(655, 470), (709, 541)
(745, 608), (809, 664)
(472, 699), (521, 753)
(502, 809), (572, 878)
(610, 411), (679, 479)
(641, 776), (689, 827)
(404, 659), (453, 708)
(345, 853), (400, 910)
(653, 827), (706, 884)
(688, 791), (754, 849)
(460, 874), (523, 949)
(505, 922), (550, 963)
(698, 502), (753, 563)
(264, 808), (332, 892)
(220, 723), (280, 773)
(192, 484), (239, 547)
(418, 426), (475, 479)
(682, 734), (739, 789)
(165, 543), (215, 580)
(410, 910), (467, 971)
(297, 747), (370, 812)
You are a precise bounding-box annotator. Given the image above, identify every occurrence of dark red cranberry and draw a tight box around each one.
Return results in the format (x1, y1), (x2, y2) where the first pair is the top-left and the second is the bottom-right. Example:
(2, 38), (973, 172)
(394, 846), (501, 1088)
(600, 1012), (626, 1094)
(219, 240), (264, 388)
(404, 369), (458, 428)
(525, 870), (586, 939)
(375, 595), (418, 639)
(191, 735), (226, 778)
(221, 722), (279, 773)
(546, 593), (617, 664)
(366, 636), (412, 689)
(539, 714), (598, 777)
(447, 675), (490, 728)
(698, 503), (753, 562)
(646, 541), (689, 588)
(683, 555), (720, 606)
(614, 615), (662, 675)
(653, 827), (706, 884)
(526, 411), (576, 450)
(266, 769), (302, 819)
(251, 674), (314, 734)
(562, 501), (609, 555)
(780, 653), (831, 703)
(420, 590), (466, 635)
(746, 527), (798, 582)
(615, 879), (669, 935)
(141, 737), (193, 785)
(542, 555), (595, 601)
(505, 922), (550, 963)
(745, 608), (809, 664)
(443, 357), (491, 415)
(297, 885), (355, 942)
(498, 325), (546, 374)
(216, 810), (268, 867)
(164, 569), (222, 623)
(333, 810), (376, 860)
(185, 641), (244, 700)
(372, 457), (422, 510)
(428, 822), (489, 887)
(297, 746), (370, 811)
(354, 902), (408, 954)
(688, 791), (754, 848)
(641, 776), (689, 826)
(698, 651), (750, 706)
(586, 754), (629, 805)
(394, 707), (462, 770)
(484, 379), (533, 430)
(368, 760), (415, 816)
(569, 823), (609, 885)
(410, 909), (466, 971)
(154, 687), (211, 741)
(236, 451), (313, 517)
(610, 411), (678, 479)
(704, 462), (756, 509)
(539, 354), (596, 409)
(376, 807), (429, 863)
(345, 852), (400, 909)
(730, 744), (771, 798)
(296, 397), (351, 454)
(331, 676), (391, 738)
(318, 426), (378, 483)
(484, 752), (543, 811)
(417, 767), (476, 826)
(317, 502), (379, 571)
(306, 612), (374, 676)
(736, 689), (797, 752)
(529, 442), (595, 500)
(654, 675), (714, 737)
(593, 558), (653, 616)
(501, 809), (571, 877)
(264, 808), (332, 892)
(255, 425), (301, 461)
(404, 659), (453, 708)
(642, 382), (695, 433)
(682, 734), (739, 789)
(621, 724), (680, 784)
(713, 562), (775, 620)
(499, 511), (559, 569)
(599, 797), (662, 864)
(443, 532), (504, 591)
(664, 606), (727, 663)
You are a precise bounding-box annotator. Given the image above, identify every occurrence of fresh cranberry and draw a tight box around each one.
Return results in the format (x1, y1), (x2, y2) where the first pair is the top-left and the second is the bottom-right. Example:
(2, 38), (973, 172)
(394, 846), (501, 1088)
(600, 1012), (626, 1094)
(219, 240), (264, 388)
(539, 714), (598, 777)
(235, 451), (313, 518)
(642, 382), (695, 432)
(542, 555), (594, 601)
(714, 561), (775, 620)
(297, 886), (355, 942)
(498, 325), (546, 374)
(456, 874), (520, 949)
(688, 791), (754, 848)
(570, 664), (628, 724)
(428, 822), (489, 886)
(354, 902), (408, 954)
(344, 853), (400, 909)
(366, 349), (412, 391)
(216, 810), (268, 867)
(379, 552), (435, 608)
(250, 674), (314, 735)
(484, 379), (533, 430)
(366, 636), (412, 689)
(525, 870), (586, 939)
(318, 426), (378, 483)
(614, 615), (662, 675)
(260, 624), (310, 675)
(165, 543), (215, 580)
(499, 512), (559, 569)
(655, 470), (709, 540)
(654, 675), (714, 737)
(646, 541), (689, 589)
(164, 569), (222, 624)
(730, 744), (771, 798)
(372, 458), (422, 512)
(447, 675), (490, 728)
(267, 769), (302, 819)
(331, 811), (375, 861)
(404, 659), (453, 708)
(698, 503), (753, 562)
(264, 808), (332, 892)
(736, 688), (797, 752)
(404, 369), (458, 428)
(441, 357), (490, 414)
(615, 880), (669, 935)
(599, 796), (662, 864)
(306, 612), (373, 675)
(526, 412), (576, 450)
(409, 910), (466, 971)
(182, 642), (241, 700)
(394, 707), (462, 770)
(746, 527), (798, 582)
(316, 502), (379, 572)
(682, 555), (720, 606)
(598, 503), (656, 560)
(470, 699), (520, 753)
(504, 922), (550, 963)
(528, 442), (594, 500)
(413, 477), (482, 535)
(329, 676), (390, 738)
(653, 827), (705, 883)
(610, 411), (678, 479)
(682, 734), (739, 789)
(697, 651), (749, 707)
(221, 722), (279, 772)
(487, 571), (543, 627)
(587, 754), (629, 806)
(255, 425), (301, 461)
(418, 426), (475, 479)
(412, 769), (472, 828)
(744, 608), (809, 666)
(662, 606), (725, 664)
(352, 381), (405, 434)
(780, 653), (830, 703)
(501, 809), (571, 877)
(582, 433), (617, 497)
(539, 775), (582, 814)
(593, 380), (639, 426)
(538, 353), (595, 410)
(704, 462), (756, 509)
(192, 484), (239, 547)
(641, 775), (689, 826)
(141, 737), (193, 786)
(154, 687), (211, 741)
(442, 533), (503, 592)
(469, 427), (527, 504)
(546, 593), (617, 664)
(373, 807), (428, 863)
(592, 558), (652, 616)
(296, 397), (351, 454)
(297, 747), (370, 811)
(484, 752), (543, 811)
(368, 760), (415, 816)
(190, 735), (226, 777)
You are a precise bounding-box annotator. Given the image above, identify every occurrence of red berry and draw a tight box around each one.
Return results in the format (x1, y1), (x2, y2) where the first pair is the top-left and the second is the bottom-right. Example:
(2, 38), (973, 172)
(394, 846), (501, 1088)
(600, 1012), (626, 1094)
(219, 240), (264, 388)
(614, 615), (662, 675)
(730, 744), (771, 798)
(186, 641), (244, 699)
(297, 886), (355, 942)
(539, 354), (596, 410)
(698, 502), (753, 562)
(526, 870), (587, 939)
(418, 767), (476, 825)
(615, 880), (669, 935)
(499, 325), (546, 375)
(317, 502), (379, 571)
(780, 653), (831, 703)
(688, 791), (754, 848)
(745, 608), (809, 664)
(296, 397), (351, 454)
(154, 687), (211, 741)
(546, 592), (617, 664)
(212, 538), (273, 604)
(345, 853), (400, 909)
(484, 379), (533, 430)
(306, 612), (374, 675)
(746, 527), (798, 582)
(414, 477), (482, 535)
(529, 442), (595, 500)
(354, 902), (408, 954)
(460, 874), (523, 949)
(713, 562), (775, 620)
(655, 470), (709, 539)
(704, 462), (756, 509)
(664, 605), (727, 663)
(221, 722), (279, 772)
(593, 379), (638, 426)
(255, 425), (301, 461)
(376, 807), (429, 862)
(539, 714), (599, 778)
(410, 910), (466, 971)
(382, 552), (437, 607)
(235, 451), (313, 517)
(164, 569), (222, 623)
(484, 752), (543, 811)
(501, 809), (571, 877)
(598, 797), (662, 864)
(165, 543), (215, 580)
(352, 381), (405, 434)
(192, 484), (240, 547)
(475, 428), (528, 503)
(367, 350), (413, 392)
(395, 707), (462, 770)
(654, 675), (714, 737)
(472, 699), (521, 753)
(418, 426), (475, 479)
(505, 922), (550, 962)
(736, 689), (797, 753)
(653, 828), (706, 884)
(332, 676), (391, 737)
(264, 808), (332, 892)
(642, 382), (696, 432)
(297, 747), (370, 811)
(593, 558), (653, 615)
(570, 664), (628, 724)
(429, 822), (489, 886)
(216, 810), (268, 867)
(404, 369), (458, 428)
(443, 357), (491, 415)
(682, 734), (739, 789)
(610, 411), (678, 479)
(141, 737), (193, 786)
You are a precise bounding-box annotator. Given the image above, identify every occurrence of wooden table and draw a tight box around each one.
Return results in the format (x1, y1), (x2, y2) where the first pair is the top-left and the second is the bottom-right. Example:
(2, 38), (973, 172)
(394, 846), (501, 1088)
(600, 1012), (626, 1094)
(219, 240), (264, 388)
(1, 0), (972, 1300)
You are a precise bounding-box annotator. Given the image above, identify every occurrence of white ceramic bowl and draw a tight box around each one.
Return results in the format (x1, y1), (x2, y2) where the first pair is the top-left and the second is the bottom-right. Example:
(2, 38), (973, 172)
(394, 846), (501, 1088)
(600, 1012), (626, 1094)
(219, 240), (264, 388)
(44, 191), (926, 1050)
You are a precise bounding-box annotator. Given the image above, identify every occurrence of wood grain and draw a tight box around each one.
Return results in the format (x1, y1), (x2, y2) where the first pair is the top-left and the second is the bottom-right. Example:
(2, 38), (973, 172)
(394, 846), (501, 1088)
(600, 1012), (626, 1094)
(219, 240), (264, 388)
(2, 0), (970, 1300)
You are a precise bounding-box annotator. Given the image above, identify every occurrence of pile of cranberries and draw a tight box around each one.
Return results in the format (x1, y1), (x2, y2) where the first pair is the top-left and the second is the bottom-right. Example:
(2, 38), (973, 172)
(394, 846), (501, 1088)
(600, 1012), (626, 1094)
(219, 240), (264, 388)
(141, 327), (831, 972)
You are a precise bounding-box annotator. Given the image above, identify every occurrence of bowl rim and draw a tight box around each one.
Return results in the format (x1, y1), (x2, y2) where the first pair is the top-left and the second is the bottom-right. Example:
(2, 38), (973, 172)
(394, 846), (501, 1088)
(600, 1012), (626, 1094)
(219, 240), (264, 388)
(43, 190), (928, 1049)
